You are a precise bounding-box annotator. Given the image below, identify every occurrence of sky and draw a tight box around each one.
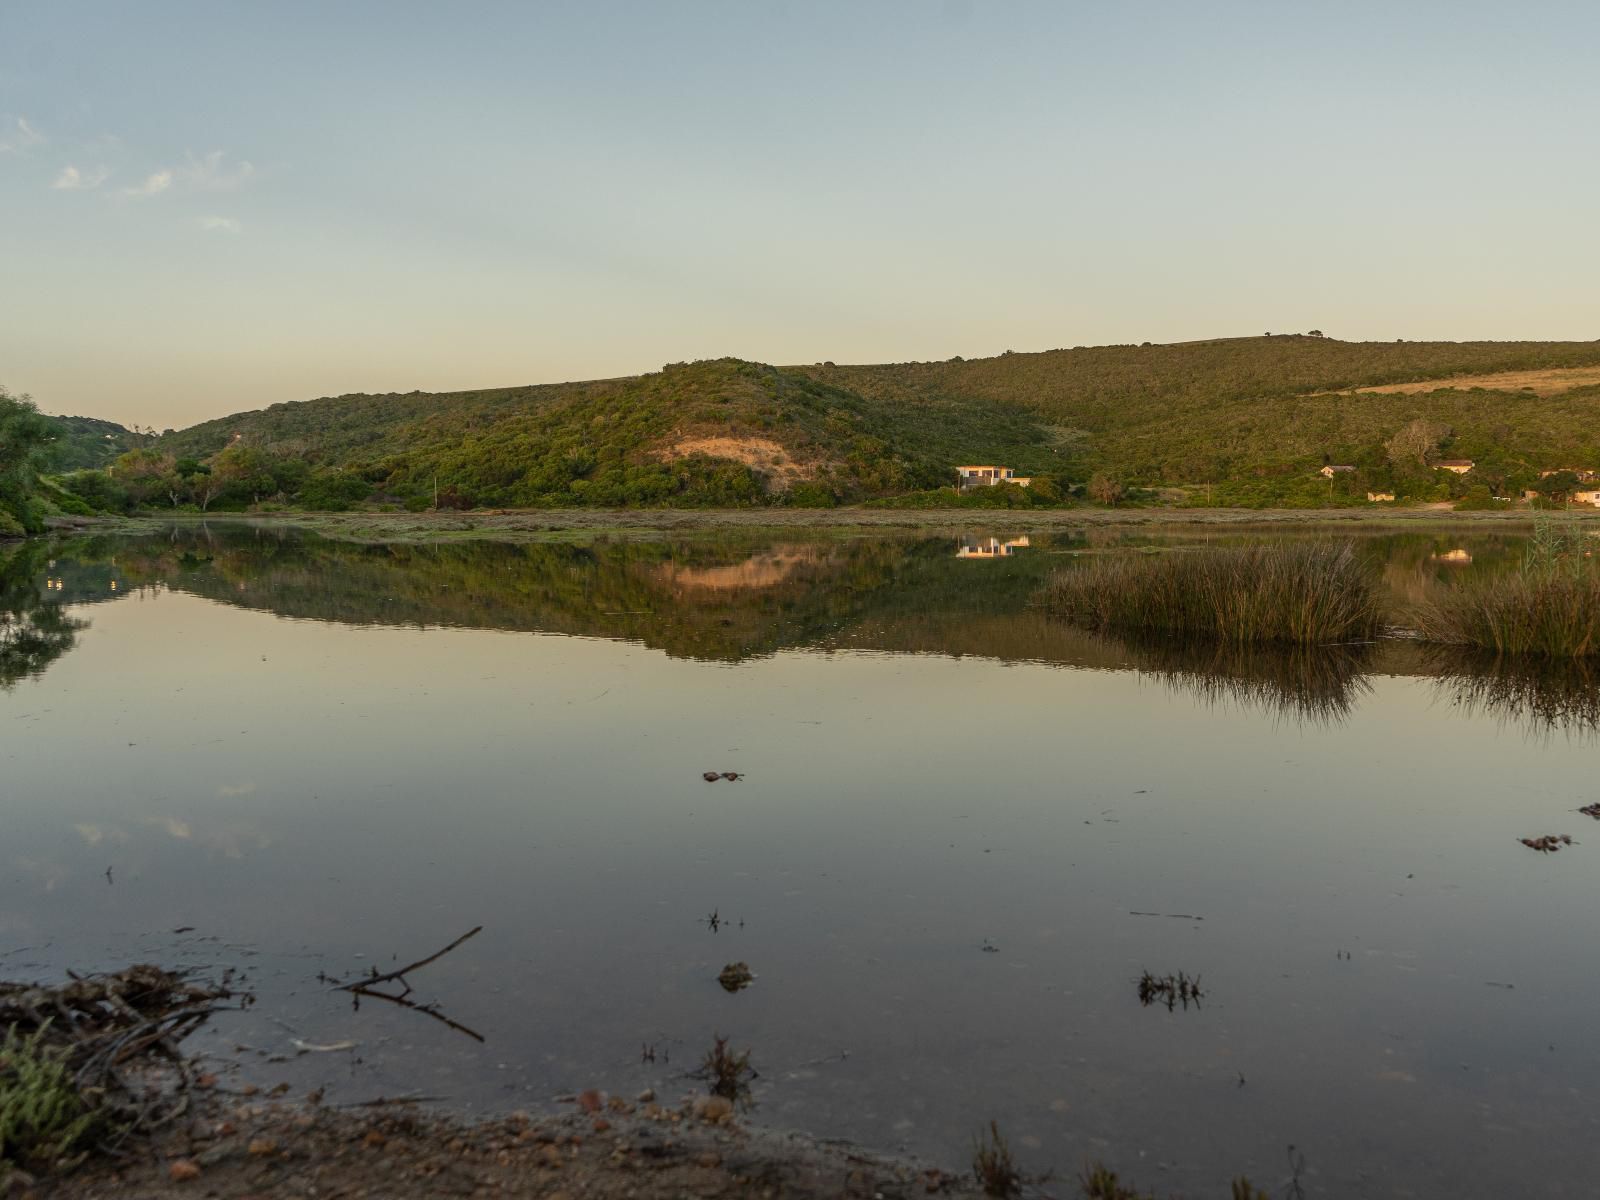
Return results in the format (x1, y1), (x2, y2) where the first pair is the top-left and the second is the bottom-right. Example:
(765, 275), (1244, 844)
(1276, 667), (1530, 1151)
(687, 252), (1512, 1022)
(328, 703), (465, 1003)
(3, 1), (1598, 430)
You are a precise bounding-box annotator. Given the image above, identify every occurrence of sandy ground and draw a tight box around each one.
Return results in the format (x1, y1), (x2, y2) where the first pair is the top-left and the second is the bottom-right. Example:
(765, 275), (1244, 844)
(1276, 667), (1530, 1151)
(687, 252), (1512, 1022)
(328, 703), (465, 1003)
(59, 504), (1600, 546)
(1341, 365), (1600, 396)
(54, 1091), (988, 1200)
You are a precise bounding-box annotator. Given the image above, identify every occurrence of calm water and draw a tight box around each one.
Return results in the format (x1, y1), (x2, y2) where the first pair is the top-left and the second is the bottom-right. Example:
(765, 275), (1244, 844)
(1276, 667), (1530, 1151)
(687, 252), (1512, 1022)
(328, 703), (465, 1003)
(3, 526), (1598, 1197)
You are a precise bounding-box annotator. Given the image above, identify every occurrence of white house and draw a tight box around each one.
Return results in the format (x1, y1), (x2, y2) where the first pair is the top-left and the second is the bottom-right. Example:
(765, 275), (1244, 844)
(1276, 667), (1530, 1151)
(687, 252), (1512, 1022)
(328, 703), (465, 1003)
(1320, 465), (1356, 478)
(1435, 459), (1475, 475)
(956, 465), (1032, 488)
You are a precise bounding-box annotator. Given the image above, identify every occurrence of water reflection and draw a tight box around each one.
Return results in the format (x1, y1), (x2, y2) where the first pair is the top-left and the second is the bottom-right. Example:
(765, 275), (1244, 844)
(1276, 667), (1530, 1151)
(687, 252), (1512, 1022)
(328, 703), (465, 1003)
(16, 524), (1600, 736)
(955, 535), (1031, 559)
(1099, 631), (1372, 724)
(1429, 649), (1600, 737)
(0, 541), (84, 688)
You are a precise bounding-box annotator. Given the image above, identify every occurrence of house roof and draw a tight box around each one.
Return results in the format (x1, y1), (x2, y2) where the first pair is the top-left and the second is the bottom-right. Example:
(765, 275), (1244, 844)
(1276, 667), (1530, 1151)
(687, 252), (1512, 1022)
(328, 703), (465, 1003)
(1436, 459), (1475, 466)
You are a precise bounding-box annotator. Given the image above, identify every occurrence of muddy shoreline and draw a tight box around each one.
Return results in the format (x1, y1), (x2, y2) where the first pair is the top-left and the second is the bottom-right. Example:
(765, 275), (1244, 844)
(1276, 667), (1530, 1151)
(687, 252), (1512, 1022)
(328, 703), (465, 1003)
(58, 1091), (991, 1199)
(53, 504), (1597, 546)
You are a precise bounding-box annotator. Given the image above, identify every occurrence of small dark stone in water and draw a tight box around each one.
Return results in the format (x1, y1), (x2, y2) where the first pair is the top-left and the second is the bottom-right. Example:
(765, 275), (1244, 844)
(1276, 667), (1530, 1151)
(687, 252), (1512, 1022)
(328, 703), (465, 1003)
(1579, 803), (1600, 820)
(702, 771), (721, 782)
(721, 771), (743, 781)
(717, 962), (754, 992)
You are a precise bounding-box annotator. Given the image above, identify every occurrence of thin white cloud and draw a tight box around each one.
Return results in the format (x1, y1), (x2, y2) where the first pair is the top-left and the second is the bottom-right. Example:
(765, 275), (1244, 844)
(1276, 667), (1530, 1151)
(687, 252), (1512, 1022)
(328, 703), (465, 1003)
(180, 150), (253, 191)
(0, 115), (44, 153)
(199, 215), (241, 234)
(123, 168), (172, 197)
(52, 164), (111, 190)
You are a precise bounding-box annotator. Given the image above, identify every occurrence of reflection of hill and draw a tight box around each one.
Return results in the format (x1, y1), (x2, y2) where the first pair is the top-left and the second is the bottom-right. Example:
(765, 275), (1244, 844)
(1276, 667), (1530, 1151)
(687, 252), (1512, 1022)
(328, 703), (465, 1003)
(0, 541), (84, 688)
(40, 528), (1600, 738)
(79, 530), (1061, 663)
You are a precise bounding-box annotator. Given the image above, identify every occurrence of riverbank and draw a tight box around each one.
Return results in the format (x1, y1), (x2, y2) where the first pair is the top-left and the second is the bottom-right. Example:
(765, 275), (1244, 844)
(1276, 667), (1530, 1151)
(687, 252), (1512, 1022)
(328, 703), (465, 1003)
(50, 504), (1600, 545)
(57, 1090), (986, 1199)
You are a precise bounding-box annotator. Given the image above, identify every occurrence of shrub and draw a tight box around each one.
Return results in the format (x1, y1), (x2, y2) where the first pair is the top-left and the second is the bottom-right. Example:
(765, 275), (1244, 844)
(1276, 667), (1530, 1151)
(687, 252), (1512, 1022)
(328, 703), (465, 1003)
(0, 1023), (100, 1177)
(1043, 542), (1381, 645)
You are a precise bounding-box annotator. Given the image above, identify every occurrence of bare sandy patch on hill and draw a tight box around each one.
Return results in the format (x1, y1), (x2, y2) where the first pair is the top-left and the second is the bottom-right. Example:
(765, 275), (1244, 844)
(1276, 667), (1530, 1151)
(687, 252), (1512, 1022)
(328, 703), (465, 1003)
(1338, 365), (1600, 397)
(656, 435), (816, 491)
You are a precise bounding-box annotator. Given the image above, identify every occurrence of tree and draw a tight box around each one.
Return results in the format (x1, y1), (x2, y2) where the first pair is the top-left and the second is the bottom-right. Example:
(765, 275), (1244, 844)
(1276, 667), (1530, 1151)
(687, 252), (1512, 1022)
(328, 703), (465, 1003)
(0, 389), (54, 535)
(1535, 470), (1581, 506)
(1385, 418), (1451, 470)
(1088, 473), (1124, 506)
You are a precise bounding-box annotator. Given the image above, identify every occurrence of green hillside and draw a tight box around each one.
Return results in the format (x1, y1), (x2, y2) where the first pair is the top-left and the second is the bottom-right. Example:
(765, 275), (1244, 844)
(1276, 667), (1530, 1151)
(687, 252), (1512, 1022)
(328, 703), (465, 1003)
(54, 334), (1600, 513)
(142, 357), (1054, 510)
(41, 414), (147, 470)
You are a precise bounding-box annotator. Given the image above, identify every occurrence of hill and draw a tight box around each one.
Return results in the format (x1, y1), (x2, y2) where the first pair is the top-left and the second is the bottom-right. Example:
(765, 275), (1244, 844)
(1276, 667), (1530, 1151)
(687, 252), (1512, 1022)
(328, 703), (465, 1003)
(41, 414), (148, 470)
(59, 334), (1600, 512)
(149, 357), (1055, 509)
(806, 335), (1600, 497)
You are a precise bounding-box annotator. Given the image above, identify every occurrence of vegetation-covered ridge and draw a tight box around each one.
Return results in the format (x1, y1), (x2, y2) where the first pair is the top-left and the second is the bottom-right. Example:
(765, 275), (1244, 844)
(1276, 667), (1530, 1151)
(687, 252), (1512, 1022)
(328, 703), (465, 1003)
(38, 334), (1600, 517)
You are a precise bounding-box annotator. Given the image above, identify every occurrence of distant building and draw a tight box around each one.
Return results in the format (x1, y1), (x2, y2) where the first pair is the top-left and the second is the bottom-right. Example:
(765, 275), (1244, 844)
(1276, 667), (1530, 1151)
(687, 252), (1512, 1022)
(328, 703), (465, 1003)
(956, 536), (1031, 559)
(1319, 465), (1356, 478)
(1540, 468), (1599, 483)
(1574, 490), (1600, 507)
(1367, 491), (1396, 502)
(956, 465), (1032, 488)
(1435, 459), (1475, 474)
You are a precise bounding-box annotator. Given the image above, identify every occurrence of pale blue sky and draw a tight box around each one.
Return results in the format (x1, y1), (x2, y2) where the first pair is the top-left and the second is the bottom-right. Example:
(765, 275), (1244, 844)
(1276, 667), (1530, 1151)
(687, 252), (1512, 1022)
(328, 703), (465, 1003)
(3, 1), (1597, 428)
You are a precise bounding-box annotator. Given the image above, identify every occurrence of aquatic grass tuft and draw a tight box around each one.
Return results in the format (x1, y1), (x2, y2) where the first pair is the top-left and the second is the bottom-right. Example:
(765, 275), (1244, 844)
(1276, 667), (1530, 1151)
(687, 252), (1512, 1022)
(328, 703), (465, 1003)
(1043, 542), (1381, 646)
(1079, 1162), (1151, 1198)
(1412, 556), (1600, 659)
(697, 1034), (755, 1103)
(972, 1120), (1022, 1198)
(0, 1022), (101, 1178)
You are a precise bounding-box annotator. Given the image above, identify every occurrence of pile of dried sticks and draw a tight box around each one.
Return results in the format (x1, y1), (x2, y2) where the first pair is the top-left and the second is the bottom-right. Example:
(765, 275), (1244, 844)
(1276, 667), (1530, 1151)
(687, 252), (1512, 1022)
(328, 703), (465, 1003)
(0, 964), (242, 1149)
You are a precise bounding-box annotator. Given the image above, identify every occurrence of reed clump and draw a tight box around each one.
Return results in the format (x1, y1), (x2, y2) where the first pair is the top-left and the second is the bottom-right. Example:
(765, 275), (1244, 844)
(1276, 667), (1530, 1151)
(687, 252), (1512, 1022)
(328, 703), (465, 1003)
(1412, 526), (1600, 658)
(972, 1120), (1022, 1198)
(1044, 542), (1381, 645)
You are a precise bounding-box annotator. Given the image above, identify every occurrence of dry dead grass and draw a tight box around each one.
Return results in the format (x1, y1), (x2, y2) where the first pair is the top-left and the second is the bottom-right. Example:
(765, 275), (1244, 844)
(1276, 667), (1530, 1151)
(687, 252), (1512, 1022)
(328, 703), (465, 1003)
(1335, 366), (1600, 397)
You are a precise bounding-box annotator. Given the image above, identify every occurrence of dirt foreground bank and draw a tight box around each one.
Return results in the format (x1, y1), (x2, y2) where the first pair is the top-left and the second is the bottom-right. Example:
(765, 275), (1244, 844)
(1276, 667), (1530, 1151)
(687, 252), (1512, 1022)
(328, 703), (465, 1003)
(56, 1092), (986, 1200)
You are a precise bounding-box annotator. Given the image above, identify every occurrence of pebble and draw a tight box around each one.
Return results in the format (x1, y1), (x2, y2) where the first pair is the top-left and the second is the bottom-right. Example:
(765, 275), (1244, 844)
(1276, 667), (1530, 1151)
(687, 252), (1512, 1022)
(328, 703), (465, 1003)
(168, 1160), (201, 1182)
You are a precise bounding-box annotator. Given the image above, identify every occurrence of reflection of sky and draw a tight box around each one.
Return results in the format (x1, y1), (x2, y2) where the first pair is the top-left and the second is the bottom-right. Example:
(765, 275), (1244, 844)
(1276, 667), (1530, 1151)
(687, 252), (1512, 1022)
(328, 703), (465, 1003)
(3, 588), (1599, 1196)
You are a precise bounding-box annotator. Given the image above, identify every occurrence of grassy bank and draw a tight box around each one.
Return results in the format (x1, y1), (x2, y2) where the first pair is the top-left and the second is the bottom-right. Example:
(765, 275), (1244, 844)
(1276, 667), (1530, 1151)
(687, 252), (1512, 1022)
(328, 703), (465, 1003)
(1043, 542), (1382, 645)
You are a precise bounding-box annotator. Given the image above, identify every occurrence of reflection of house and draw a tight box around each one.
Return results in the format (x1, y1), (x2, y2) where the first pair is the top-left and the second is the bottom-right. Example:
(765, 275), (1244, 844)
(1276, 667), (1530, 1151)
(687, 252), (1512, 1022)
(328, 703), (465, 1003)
(1367, 491), (1395, 502)
(956, 465), (1032, 488)
(1431, 548), (1473, 564)
(956, 536), (1032, 559)
(1435, 459), (1475, 474)
(1320, 465), (1355, 478)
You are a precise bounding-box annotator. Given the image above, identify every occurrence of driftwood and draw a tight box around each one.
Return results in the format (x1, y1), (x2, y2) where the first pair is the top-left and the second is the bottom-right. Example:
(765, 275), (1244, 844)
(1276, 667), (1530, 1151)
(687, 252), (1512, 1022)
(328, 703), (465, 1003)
(335, 926), (482, 998)
(333, 927), (485, 1042)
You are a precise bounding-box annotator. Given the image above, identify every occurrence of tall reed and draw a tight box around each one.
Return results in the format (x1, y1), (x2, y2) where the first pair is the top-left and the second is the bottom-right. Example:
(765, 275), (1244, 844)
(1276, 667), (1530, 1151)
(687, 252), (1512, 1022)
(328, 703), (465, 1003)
(1412, 569), (1600, 658)
(1043, 542), (1381, 645)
